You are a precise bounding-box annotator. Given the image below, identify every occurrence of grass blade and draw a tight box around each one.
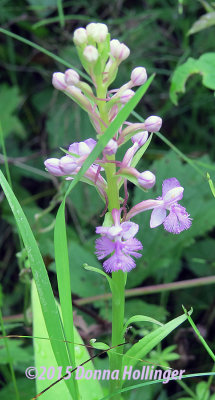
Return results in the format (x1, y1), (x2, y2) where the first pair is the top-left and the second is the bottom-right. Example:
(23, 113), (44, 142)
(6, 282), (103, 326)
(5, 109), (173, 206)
(54, 199), (79, 398)
(57, 0), (65, 28)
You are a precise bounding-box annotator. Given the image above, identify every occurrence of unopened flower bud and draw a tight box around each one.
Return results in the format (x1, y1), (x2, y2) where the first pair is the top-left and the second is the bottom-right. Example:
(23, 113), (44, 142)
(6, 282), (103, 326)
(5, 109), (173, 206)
(144, 116), (162, 132)
(120, 89), (135, 104)
(131, 131), (148, 146)
(131, 67), (147, 86)
(86, 23), (97, 37)
(44, 158), (63, 176)
(83, 45), (99, 63)
(59, 156), (77, 174)
(110, 39), (130, 61)
(65, 69), (80, 86)
(86, 23), (108, 42)
(52, 72), (67, 91)
(73, 27), (87, 45)
(103, 139), (118, 155)
(138, 170), (156, 189)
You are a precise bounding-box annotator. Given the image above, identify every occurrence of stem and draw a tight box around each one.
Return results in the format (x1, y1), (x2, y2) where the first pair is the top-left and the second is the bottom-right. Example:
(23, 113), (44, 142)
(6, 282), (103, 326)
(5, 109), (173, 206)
(104, 161), (125, 400)
(109, 270), (125, 399)
(96, 80), (126, 399)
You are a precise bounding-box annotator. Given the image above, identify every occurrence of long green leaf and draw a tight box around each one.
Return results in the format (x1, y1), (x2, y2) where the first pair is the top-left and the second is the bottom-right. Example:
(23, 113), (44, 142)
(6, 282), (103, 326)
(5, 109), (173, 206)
(54, 202), (79, 398)
(0, 171), (75, 398)
(122, 312), (189, 371)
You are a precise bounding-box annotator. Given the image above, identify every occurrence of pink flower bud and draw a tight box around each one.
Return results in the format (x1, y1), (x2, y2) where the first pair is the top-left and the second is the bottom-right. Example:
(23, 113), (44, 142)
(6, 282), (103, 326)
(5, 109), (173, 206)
(120, 89), (135, 104)
(131, 67), (147, 86)
(59, 156), (77, 174)
(44, 158), (63, 176)
(86, 23), (108, 42)
(52, 72), (67, 91)
(144, 116), (162, 132)
(138, 171), (156, 189)
(73, 27), (87, 45)
(83, 45), (99, 62)
(103, 139), (118, 155)
(110, 39), (130, 61)
(131, 131), (148, 147)
(65, 69), (80, 85)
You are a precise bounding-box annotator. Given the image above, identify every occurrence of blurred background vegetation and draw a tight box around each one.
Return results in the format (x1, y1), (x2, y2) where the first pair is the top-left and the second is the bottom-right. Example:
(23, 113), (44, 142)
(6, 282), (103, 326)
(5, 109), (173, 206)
(0, 0), (215, 399)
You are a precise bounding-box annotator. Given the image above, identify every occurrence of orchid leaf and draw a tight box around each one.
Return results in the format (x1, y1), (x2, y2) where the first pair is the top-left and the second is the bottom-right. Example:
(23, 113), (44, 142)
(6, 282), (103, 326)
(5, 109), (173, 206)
(122, 311), (190, 372)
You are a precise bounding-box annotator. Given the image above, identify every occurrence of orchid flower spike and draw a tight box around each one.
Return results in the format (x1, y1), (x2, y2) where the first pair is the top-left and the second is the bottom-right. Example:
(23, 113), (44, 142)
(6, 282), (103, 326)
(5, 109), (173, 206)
(95, 209), (143, 273)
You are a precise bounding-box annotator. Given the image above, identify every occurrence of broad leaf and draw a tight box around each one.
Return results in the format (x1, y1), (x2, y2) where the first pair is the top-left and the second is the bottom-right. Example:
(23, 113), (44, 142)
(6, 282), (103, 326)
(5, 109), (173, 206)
(170, 53), (215, 105)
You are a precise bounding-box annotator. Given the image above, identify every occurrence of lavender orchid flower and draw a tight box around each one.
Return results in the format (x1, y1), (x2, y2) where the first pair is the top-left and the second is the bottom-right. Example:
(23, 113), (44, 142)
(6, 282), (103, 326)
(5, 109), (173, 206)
(126, 178), (192, 234)
(95, 209), (143, 273)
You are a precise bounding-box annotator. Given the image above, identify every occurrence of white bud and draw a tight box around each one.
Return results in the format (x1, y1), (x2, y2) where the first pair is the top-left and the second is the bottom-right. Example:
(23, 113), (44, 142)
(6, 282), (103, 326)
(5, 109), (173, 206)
(103, 139), (118, 155)
(86, 23), (97, 37)
(96, 23), (108, 42)
(131, 67), (147, 86)
(131, 131), (148, 146)
(59, 156), (77, 174)
(86, 23), (108, 42)
(65, 69), (80, 85)
(110, 39), (130, 61)
(144, 116), (162, 132)
(138, 170), (156, 189)
(52, 72), (67, 91)
(120, 89), (135, 104)
(73, 28), (87, 45)
(83, 45), (99, 62)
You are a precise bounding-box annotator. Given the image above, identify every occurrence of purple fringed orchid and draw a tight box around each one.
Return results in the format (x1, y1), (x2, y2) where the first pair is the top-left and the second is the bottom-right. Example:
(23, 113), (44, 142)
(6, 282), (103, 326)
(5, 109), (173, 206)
(95, 209), (143, 273)
(126, 178), (192, 234)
